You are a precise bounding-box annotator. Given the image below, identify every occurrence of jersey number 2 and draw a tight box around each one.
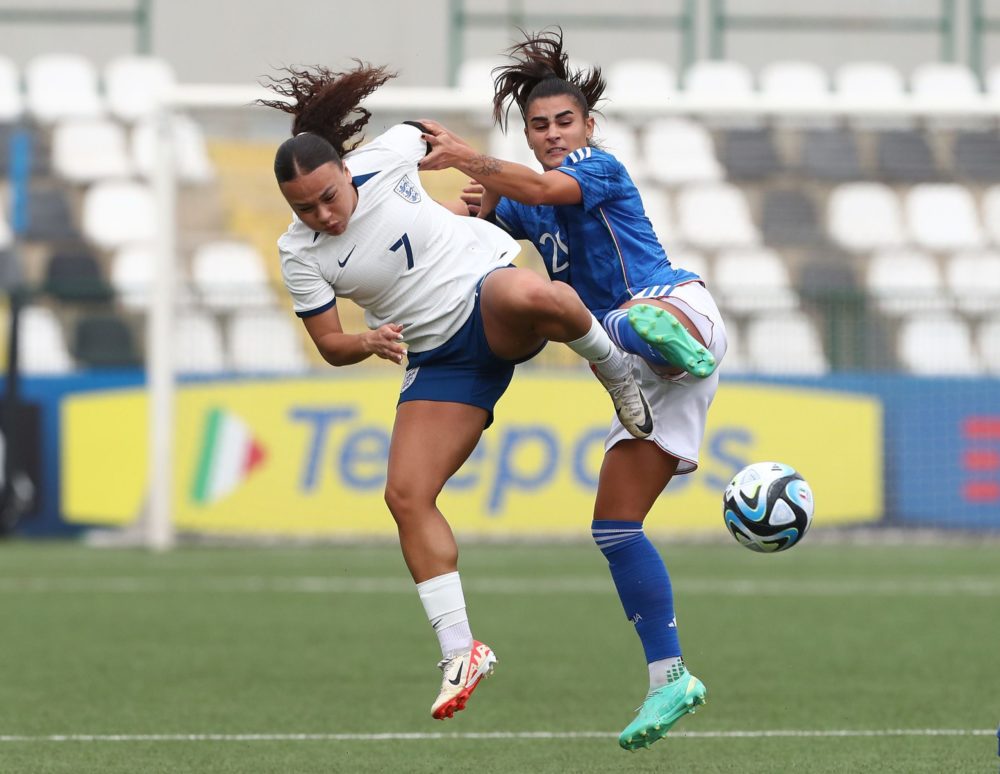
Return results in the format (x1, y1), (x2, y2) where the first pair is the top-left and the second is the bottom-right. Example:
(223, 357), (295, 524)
(390, 233), (414, 270)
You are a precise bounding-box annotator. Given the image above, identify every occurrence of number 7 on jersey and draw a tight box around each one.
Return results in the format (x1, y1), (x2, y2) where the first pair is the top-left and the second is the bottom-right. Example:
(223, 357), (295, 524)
(390, 233), (414, 270)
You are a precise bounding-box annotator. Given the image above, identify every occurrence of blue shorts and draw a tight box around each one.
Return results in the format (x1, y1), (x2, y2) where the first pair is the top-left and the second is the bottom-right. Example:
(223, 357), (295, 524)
(398, 267), (542, 428)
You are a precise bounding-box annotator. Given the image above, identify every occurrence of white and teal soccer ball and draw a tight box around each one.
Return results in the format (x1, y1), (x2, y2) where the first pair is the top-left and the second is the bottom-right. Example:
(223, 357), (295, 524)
(723, 462), (814, 553)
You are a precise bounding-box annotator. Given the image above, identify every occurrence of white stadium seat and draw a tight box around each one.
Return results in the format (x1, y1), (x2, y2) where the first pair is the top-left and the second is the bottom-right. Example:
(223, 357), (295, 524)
(51, 118), (132, 183)
(191, 240), (275, 310)
(713, 248), (798, 313)
(132, 114), (215, 183)
(605, 59), (676, 101)
(716, 318), (746, 374)
(228, 308), (307, 374)
(897, 312), (981, 376)
(110, 243), (195, 310)
(834, 61), (911, 130)
(910, 62), (986, 130)
(989, 64), (1000, 96)
(487, 126), (538, 169)
(744, 311), (829, 375)
(18, 306), (73, 374)
(759, 60), (828, 97)
(81, 180), (157, 250)
(982, 186), (1000, 245)
(456, 57), (504, 126)
(174, 311), (226, 374)
(866, 249), (949, 316)
(978, 315), (1000, 375)
(104, 55), (177, 122)
(827, 183), (906, 252)
(642, 118), (723, 186)
(682, 59), (759, 128)
(677, 183), (759, 250)
(593, 118), (644, 178)
(635, 186), (674, 245)
(0, 56), (23, 122)
(905, 184), (985, 252)
(667, 247), (709, 283)
(945, 251), (1000, 315)
(25, 53), (104, 123)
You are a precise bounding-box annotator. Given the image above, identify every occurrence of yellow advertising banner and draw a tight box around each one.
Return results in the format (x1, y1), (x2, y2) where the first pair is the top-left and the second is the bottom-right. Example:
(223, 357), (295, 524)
(61, 375), (882, 536)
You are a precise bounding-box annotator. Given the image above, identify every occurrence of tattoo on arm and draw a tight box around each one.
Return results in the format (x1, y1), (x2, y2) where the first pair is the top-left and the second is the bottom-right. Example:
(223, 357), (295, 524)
(468, 154), (502, 176)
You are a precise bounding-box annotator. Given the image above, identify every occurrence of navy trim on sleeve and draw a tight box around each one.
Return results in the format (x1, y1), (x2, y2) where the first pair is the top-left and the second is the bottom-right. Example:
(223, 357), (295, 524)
(295, 298), (337, 318)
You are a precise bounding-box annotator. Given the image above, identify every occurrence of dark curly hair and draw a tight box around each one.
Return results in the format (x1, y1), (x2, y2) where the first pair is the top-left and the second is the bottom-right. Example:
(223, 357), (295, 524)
(492, 27), (605, 133)
(258, 62), (396, 182)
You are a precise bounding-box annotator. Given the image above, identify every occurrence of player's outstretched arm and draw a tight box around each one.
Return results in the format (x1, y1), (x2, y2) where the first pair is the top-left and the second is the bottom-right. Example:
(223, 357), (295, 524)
(302, 306), (406, 366)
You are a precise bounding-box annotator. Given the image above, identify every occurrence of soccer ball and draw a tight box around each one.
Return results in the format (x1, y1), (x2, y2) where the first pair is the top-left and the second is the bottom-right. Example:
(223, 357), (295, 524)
(723, 462), (814, 553)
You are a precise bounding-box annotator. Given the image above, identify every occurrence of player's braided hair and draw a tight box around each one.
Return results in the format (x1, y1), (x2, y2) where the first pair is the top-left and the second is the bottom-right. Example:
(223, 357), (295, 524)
(492, 27), (605, 133)
(258, 62), (396, 181)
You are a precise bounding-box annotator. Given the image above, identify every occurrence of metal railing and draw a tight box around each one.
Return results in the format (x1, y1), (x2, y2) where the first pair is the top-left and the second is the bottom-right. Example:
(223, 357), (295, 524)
(969, 0), (1000, 79)
(446, 0), (696, 86)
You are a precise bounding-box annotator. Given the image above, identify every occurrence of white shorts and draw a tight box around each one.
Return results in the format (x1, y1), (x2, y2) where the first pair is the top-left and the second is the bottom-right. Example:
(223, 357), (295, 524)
(605, 282), (728, 474)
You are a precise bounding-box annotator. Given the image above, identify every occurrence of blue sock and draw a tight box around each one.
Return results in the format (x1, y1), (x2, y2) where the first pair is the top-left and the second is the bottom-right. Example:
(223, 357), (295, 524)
(592, 519), (681, 663)
(603, 309), (672, 368)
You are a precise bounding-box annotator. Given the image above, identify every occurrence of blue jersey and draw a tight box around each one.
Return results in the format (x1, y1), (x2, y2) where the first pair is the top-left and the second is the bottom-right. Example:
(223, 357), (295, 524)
(494, 146), (700, 320)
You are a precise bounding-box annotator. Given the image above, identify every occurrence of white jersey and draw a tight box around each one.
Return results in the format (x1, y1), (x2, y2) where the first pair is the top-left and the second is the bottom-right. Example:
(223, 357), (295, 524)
(278, 123), (520, 353)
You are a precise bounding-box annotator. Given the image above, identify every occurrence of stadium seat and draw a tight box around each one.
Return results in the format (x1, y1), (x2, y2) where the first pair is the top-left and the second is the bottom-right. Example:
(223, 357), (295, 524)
(951, 131), (1000, 182)
(721, 128), (782, 181)
(905, 184), (985, 252)
(191, 240), (275, 310)
(667, 247), (709, 283)
(174, 310), (226, 374)
(761, 188), (825, 248)
(110, 243), (195, 310)
(132, 114), (215, 184)
(978, 315), (1000, 375)
(866, 249), (949, 315)
(682, 60), (759, 128)
(487, 125), (538, 169)
(983, 186), (1000, 245)
(593, 118), (644, 178)
(642, 119), (723, 186)
(25, 54), (104, 124)
(799, 128), (863, 181)
(910, 62), (986, 130)
(676, 183), (759, 250)
(896, 312), (980, 375)
(635, 186), (675, 245)
(827, 183), (906, 252)
(989, 64), (1000, 96)
(81, 180), (157, 250)
(716, 318), (746, 373)
(18, 306), (74, 373)
(43, 248), (114, 303)
(73, 314), (141, 368)
(0, 56), (23, 122)
(23, 187), (81, 243)
(51, 118), (132, 183)
(104, 55), (177, 122)
(744, 311), (829, 375)
(606, 59), (676, 102)
(945, 250), (1000, 315)
(833, 61), (911, 129)
(713, 247), (798, 313)
(227, 308), (307, 373)
(759, 60), (833, 128)
(875, 130), (940, 183)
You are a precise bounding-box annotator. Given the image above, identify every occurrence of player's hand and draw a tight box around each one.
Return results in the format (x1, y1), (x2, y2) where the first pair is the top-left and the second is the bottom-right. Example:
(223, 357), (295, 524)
(362, 323), (406, 365)
(418, 119), (475, 171)
(461, 180), (484, 216)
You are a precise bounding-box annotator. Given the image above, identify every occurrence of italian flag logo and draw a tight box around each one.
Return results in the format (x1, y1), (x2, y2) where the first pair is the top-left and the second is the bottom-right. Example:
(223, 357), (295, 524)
(191, 408), (267, 505)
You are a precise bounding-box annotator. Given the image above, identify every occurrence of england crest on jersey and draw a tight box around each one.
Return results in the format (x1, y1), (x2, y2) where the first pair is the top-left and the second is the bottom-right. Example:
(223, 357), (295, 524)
(394, 175), (421, 203)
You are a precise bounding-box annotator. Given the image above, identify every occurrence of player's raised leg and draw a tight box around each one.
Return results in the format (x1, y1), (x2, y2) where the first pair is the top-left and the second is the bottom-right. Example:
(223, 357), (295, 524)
(593, 439), (707, 750)
(604, 299), (716, 379)
(385, 400), (498, 719)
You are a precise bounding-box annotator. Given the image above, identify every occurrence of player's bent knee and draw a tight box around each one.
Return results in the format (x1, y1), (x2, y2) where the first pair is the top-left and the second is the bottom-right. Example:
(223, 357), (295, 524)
(384, 480), (437, 521)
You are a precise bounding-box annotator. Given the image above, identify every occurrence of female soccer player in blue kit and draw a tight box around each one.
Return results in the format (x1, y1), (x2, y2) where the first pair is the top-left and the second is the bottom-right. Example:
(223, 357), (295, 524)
(260, 62), (654, 722)
(419, 29), (728, 750)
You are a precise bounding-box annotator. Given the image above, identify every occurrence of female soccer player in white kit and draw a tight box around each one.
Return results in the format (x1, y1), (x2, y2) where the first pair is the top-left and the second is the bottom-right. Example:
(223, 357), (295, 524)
(418, 30), (728, 749)
(260, 63), (654, 721)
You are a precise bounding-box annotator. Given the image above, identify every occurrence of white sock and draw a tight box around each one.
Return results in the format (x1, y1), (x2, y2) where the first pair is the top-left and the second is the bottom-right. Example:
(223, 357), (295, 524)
(567, 314), (626, 378)
(648, 656), (687, 692)
(416, 571), (474, 659)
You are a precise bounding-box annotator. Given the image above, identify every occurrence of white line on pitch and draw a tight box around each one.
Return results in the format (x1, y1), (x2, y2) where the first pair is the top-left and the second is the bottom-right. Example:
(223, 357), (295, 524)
(0, 577), (999, 596)
(0, 729), (992, 743)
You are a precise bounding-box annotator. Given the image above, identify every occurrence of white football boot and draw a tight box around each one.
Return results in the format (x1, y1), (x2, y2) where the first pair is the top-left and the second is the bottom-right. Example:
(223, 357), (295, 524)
(431, 640), (497, 720)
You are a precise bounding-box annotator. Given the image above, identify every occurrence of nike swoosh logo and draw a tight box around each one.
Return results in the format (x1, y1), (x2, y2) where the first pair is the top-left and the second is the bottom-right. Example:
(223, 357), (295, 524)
(448, 663), (464, 686)
(337, 245), (356, 268)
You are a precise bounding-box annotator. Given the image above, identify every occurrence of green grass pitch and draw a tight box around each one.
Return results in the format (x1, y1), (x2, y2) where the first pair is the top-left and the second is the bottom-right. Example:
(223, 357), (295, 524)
(0, 538), (996, 773)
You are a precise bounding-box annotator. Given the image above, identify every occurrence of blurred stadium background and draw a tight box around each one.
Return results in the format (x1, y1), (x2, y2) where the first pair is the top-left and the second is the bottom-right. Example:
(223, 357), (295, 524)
(0, 2), (998, 771)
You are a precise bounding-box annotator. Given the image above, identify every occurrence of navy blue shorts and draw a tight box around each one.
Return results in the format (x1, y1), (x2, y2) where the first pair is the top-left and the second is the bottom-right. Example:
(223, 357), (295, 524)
(397, 267), (543, 428)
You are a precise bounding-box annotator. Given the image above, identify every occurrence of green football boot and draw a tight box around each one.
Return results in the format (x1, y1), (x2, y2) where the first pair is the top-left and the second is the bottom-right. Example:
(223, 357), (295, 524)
(627, 304), (716, 378)
(619, 671), (707, 751)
